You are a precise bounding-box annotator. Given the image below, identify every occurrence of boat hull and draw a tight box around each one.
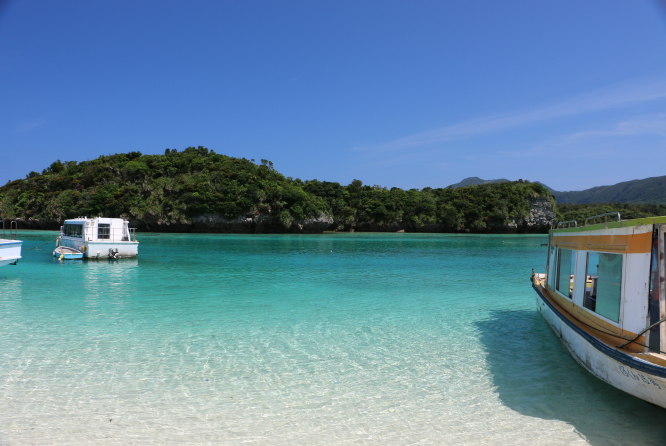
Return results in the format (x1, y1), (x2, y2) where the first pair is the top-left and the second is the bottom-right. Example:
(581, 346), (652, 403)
(0, 240), (22, 267)
(0, 257), (20, 267)
(534, 284), (666, 408)
(53, 247), (84, 260)
(59, 238), (138, 259)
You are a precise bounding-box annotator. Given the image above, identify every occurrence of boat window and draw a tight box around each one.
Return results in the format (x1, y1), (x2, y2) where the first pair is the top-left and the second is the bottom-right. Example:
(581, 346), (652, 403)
(98, 223), (110, 240)
(548, 244), (557, 289)
(584, 251), (622, 322)
(63, 224), (83, 238)
(583, 252), (599, 311)
(596, 253), (622, 322)
(556, 248), (575, 299)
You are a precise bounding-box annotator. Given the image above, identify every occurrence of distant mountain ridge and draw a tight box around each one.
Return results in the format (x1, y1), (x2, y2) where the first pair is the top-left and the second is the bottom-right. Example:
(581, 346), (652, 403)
(450, 176), (666, 204)
(448, 177), (510, 189)
(552, 176), (666, 205)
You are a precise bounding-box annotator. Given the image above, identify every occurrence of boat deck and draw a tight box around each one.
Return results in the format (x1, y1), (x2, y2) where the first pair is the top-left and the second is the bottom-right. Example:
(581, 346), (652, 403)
(628, 352), (666, 367)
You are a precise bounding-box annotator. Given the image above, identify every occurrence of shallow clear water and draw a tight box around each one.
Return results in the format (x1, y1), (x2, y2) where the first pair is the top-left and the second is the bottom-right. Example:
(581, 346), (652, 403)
(1, 232), (665, 445)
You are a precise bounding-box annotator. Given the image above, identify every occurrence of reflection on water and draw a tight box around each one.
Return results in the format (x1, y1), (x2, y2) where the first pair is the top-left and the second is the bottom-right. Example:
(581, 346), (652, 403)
(80, 259), (140, 318)
(82, 258), (140, 296)
(476, 309), (666, 446)
(0, 276), (22, 314)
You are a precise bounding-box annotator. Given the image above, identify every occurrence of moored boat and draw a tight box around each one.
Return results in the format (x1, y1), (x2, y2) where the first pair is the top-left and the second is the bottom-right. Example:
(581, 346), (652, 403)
(53, 246), (84, 260)
(0, 221), (22, 267)
(57, 217), (138, 259)
(532, 212), (666, 408)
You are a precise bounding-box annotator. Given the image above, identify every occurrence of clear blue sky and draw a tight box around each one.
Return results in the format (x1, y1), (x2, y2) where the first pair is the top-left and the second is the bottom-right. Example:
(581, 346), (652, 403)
(1, 1), (666, 191)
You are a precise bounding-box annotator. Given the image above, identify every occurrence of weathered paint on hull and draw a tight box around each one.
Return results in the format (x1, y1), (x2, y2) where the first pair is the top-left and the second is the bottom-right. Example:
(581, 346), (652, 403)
(535, 284), (666, 408)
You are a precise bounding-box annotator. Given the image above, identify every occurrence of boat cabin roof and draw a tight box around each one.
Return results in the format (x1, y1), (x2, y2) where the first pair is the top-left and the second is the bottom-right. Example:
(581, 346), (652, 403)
(63, 217), (129, 225)
(551, 215), (666, 235)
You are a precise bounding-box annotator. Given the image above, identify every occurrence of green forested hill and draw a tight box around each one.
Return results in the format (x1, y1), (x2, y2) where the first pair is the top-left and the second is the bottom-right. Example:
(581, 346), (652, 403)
(302, 178), (551, 232)
(449, 175), (666, 205)
(553, 176), (666, 204)
(0, 147), (327, 229)
(0, 147), (554, 233)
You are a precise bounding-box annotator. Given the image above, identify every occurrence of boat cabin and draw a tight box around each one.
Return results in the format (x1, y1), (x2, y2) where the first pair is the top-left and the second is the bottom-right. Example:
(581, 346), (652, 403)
(61, 217), (134, 242)
(544, 213), (663, 353)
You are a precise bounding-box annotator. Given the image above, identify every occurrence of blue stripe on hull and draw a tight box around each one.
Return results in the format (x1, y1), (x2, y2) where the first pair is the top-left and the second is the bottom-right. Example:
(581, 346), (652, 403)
(533, 283), (666, 378)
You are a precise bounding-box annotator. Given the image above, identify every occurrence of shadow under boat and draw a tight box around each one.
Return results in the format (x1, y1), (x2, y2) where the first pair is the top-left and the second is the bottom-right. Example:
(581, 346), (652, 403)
(475, 309), (666, 446)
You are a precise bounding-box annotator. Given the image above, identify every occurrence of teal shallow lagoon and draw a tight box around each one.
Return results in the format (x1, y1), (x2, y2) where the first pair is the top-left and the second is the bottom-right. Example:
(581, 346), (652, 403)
(1, 232), (666, 445)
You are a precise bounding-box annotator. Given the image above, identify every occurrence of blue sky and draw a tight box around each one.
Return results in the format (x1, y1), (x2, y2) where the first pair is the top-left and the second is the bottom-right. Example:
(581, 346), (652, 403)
(1, 1), (665, 191)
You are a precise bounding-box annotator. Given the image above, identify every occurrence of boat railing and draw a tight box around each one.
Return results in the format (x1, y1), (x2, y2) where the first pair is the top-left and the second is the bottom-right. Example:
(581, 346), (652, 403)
(554, 220), (577, 229)
(1, 221), (19, 240)
(584, 212), (621, 226)
(82, 227), (137, 242)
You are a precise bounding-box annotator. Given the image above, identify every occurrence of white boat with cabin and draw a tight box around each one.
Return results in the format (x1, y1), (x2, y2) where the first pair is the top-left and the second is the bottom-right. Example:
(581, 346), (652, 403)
(58, 217), (138, 259)
(532, 212), (666, 408)
(0, 222), (22, 267)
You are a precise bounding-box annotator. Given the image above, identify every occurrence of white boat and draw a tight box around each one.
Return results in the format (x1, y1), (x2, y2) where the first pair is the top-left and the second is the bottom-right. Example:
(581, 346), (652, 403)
(53, 246), (84, 260)
(57, 217), (138, 259)
(532, 212), (666, 408)
(0, 221), (22, 267)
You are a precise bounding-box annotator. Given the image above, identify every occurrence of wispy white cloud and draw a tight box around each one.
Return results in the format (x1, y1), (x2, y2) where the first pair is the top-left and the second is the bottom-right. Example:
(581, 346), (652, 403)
(501, 113), (666, 158)
(16, 119), (45, 132)
(354, 77), (666, 153)
(560, 113), (666, 140)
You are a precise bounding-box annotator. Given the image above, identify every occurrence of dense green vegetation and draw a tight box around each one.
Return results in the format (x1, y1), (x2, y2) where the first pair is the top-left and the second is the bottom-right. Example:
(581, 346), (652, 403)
(0, 147), (555, 232)
(555, 203), (666, 224)
(0, 148), (328, 228)
(552, 175), (666, 205)
(303, 179), (551, 231)
(447, 175), (666, 205)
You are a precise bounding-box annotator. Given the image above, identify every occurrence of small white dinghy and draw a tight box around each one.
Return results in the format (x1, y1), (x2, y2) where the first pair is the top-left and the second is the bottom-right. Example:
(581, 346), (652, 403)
(53, 246), (84, 260)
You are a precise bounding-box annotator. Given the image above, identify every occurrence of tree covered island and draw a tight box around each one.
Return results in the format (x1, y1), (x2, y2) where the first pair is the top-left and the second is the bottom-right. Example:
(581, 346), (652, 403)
(2, 146), (657, 233)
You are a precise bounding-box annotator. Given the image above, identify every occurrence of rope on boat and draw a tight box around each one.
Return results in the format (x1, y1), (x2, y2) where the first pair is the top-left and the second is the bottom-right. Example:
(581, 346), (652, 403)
(28, 236), (59, 250)
(617, 316), (666, 349)
(573, 314), (666, 355)
(534, 282), (666, 355)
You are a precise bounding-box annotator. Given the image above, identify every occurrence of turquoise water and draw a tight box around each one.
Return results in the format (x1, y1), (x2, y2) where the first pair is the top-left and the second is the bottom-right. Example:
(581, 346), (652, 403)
(1, 231), (666, 445)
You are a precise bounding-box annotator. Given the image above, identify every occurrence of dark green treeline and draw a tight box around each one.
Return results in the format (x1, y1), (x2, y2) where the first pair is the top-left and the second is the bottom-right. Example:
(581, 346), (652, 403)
(0, 146), (584, 232)
(555, 203), (666, 224)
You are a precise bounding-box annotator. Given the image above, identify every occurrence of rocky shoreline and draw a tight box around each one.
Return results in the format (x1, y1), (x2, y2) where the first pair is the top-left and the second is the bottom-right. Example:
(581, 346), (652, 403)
(4, 198), (555, 234)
